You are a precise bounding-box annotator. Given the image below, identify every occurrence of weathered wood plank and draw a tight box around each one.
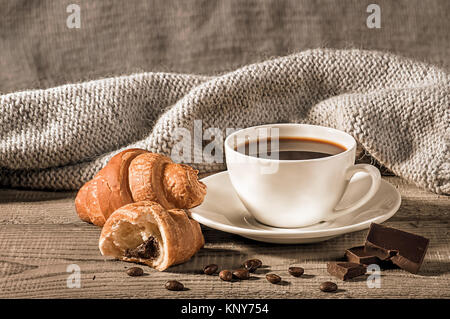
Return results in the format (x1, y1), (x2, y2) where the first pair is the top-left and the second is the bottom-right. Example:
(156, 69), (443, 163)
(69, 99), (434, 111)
(0, 176), (448, 299)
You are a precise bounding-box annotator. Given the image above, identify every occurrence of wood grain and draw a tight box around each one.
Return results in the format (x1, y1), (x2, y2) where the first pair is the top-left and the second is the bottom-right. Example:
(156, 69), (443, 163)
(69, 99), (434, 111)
(0, 175), (449, 299)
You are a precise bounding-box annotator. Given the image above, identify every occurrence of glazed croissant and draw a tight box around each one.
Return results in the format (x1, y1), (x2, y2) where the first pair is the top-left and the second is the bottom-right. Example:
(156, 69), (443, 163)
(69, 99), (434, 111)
(75, 149), (207, 227)
(99, 201), (204, 271)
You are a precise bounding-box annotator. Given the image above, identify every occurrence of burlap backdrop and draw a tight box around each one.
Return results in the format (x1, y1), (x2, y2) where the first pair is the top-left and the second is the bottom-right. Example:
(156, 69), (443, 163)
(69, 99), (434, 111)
(1, 0), (448, 93)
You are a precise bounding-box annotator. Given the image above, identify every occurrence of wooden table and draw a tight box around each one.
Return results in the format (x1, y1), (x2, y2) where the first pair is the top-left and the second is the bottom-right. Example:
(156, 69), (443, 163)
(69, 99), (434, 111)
(0, 175), (448, 299)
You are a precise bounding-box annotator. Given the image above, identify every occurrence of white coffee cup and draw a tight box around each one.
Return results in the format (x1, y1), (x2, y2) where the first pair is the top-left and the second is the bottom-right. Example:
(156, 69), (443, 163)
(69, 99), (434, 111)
(224, 124), (381, 228)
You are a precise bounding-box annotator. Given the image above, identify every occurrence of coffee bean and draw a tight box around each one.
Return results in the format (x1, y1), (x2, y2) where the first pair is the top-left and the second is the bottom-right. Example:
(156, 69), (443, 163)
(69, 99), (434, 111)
(203, 264), (219, 275)
(243, 259), (262, 272)
(126, 267), (144, 277)
(320, 281), (338, 292)
(219, 270), (233, 281)
(165, 280), (184, 291)
(266, 273), (281, 284)
(232, 268), (250, 280)
(288, 266), (304, 277)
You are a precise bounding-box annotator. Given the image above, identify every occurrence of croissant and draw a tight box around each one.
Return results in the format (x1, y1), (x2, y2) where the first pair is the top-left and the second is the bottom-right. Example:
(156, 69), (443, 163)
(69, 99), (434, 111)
(75, 149), (207, 227)
(99, 201), (204, 271)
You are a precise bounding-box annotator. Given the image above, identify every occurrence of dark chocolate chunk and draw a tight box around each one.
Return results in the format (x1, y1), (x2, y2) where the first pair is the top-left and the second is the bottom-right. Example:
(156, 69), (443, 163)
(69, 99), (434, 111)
(345, 246), (381, 265)
(364, 243), (398, 261)
(327, 262), (367, 281)
(124, 237), (159, 259)
(365, 223), (429, 274)
(320, 281), (338, 292)
(346, 246), (399, 270)
(377, 260), (400, 270)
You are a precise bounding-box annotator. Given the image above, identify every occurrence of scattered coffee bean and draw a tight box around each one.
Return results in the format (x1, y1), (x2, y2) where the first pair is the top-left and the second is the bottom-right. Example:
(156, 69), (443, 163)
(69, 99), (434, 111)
(165, 280), (184, 291)
(243, 259), (262, 272)
(266, 273), (281, 284)
(320, 281), (338, 292)
(233, 268), (250, 280)
(203, 264), (219, 275)
(219, 270), (233, 281)
(288, 266), (304, 277)
(126, 267), (144, 277)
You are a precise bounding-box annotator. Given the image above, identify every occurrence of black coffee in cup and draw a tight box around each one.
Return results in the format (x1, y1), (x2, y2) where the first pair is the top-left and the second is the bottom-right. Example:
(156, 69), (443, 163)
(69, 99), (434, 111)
(236, 137), (347, 160)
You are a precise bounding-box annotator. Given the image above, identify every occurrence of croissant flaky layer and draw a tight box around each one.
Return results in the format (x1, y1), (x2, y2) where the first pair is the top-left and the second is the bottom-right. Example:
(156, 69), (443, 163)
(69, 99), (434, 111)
(99, 201), (204, 271)
(75, 149), (207, 226)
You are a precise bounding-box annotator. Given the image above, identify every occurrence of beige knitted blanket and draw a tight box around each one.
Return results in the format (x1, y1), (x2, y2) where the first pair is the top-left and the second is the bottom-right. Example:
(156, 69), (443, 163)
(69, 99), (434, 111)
(0, 49), (449, 194)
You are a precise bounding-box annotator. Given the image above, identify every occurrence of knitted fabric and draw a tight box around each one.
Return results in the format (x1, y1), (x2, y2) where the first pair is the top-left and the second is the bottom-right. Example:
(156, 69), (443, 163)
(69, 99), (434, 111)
(0, 49), (449, 194)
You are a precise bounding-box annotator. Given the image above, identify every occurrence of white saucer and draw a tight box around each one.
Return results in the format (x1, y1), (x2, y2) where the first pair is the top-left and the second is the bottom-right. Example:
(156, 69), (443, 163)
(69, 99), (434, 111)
(191, 171), (401, 244)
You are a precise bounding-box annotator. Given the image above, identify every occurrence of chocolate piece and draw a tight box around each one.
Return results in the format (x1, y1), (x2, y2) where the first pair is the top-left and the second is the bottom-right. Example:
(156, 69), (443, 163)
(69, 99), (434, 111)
(124, 237), (159, 259)
(377, 260), (400, 270)
(364, 243), (398, 261)
(345, 246), (398, 269)
(365, 223), (429, 274)
(327, 262), (367, 281)
(345, 246), (381, 265)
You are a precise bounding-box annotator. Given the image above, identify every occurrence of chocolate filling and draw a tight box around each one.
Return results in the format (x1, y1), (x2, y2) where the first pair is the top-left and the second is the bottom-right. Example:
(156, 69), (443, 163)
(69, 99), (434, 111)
(124, 237), (159, 259)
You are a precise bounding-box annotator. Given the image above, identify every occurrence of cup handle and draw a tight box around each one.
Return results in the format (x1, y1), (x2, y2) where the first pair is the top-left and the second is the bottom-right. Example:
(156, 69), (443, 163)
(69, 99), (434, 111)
(323, 164), (381, 222)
